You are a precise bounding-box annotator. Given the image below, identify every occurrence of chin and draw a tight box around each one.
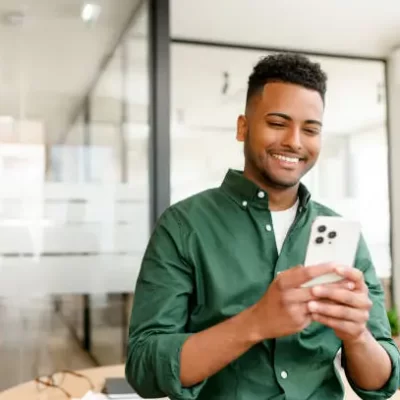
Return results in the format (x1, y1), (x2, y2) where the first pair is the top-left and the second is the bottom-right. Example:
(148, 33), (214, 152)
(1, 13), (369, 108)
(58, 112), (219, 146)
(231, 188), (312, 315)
(274, 180), (299, 189)
(262, 172), (301, 189)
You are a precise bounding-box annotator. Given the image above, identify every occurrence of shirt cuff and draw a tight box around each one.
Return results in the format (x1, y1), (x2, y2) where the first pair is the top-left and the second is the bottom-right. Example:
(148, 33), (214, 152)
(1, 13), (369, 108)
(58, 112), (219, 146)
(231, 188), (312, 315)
(154, 333), (207, 400)
(344, 339), (400, 400)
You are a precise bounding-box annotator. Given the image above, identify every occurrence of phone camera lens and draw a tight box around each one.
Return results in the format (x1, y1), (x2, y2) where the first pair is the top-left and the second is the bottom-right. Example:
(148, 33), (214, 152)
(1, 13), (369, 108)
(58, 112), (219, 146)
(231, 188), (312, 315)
(315, 236), (324, 244)
(317, 225), (326, 233)
(328, 231), (337, 239)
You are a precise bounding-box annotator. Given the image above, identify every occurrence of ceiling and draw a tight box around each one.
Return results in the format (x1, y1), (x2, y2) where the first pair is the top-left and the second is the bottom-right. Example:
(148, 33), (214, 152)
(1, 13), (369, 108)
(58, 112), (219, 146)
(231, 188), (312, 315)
(171, 0), (400, 58)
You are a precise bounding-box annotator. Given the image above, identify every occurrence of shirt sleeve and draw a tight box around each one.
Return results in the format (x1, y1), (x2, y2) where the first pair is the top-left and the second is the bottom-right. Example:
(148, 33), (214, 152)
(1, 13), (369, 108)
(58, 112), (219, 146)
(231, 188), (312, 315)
(125, 206), (207, 400)
(342, 236), (400, 400)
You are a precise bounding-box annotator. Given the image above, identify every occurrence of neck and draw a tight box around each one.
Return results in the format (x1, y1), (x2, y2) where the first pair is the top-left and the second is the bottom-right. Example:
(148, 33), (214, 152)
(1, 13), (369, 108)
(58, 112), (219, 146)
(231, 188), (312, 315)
(265, 187), (298, 211)
(243, 168), (299, 211)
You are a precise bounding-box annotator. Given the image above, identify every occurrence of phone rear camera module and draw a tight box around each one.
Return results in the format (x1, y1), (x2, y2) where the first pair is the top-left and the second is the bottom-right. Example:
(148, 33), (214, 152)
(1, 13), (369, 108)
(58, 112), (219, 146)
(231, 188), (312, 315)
(315, 236), (324, 244)
(328, 231), (337, 239)
(317, 225), (326, 233)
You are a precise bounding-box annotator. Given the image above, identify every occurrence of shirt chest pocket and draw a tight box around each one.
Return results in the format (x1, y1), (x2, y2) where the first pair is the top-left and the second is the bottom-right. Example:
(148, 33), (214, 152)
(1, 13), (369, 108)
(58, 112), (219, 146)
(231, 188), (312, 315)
(190, 239), (274, 327)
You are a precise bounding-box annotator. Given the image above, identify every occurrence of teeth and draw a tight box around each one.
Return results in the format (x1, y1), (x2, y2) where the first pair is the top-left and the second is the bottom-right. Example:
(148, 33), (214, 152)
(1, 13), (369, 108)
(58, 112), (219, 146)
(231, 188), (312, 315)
(272, 154), (299, 163)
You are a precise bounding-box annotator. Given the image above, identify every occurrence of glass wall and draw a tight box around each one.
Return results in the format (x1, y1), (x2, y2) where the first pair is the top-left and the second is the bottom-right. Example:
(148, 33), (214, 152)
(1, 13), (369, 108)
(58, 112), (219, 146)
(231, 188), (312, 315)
(0, 0), (146, 391)
(170, 43), (391, 279)
(84, 3), (150, 365)
(55, 2), (150, 365)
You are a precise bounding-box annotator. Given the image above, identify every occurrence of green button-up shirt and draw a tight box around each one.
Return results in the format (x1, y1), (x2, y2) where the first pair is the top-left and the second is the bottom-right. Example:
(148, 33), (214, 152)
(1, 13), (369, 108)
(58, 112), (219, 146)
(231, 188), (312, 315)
(126, 169), (399, 400)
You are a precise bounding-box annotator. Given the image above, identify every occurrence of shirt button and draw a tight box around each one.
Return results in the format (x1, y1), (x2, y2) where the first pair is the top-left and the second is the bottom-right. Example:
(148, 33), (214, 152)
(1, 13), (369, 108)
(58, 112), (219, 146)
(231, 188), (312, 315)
(266, 224), (272, 232)
(242, 201), (248, 207)
(281, 371), (288, 379)
(257, 191), (265, 199)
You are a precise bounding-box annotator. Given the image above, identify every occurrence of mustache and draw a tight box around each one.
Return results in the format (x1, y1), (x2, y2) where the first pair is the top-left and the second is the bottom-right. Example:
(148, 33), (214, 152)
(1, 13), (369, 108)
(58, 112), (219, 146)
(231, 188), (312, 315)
(268, 150), (307, 160)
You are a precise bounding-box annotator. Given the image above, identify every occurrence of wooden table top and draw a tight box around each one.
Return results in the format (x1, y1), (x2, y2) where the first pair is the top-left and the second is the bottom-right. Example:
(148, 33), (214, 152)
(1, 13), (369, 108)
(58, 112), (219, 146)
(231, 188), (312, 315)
(0, 364), (124, 400)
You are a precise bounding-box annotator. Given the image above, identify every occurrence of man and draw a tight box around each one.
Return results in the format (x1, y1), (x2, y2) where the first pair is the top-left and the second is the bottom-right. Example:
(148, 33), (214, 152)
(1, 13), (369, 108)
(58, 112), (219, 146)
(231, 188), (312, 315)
(125, 53), (399, 399)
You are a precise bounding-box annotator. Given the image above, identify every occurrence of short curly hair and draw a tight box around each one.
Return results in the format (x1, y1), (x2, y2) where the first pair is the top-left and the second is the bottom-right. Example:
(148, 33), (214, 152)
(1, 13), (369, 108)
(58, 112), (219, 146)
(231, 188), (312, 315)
(246, 52), (327, 104)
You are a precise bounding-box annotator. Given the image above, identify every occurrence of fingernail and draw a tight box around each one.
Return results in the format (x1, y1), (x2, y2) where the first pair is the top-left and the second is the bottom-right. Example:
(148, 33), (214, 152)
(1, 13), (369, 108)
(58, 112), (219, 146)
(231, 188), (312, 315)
(348, 282), (355, 290)
(336, 266), (345, 274)
(308, 301), (318, 312)
(312, 286), (324, 295)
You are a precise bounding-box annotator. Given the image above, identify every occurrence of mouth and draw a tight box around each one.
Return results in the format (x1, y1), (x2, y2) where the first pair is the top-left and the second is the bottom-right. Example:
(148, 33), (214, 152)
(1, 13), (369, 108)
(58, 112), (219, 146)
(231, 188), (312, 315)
(271, 153), (302, 165)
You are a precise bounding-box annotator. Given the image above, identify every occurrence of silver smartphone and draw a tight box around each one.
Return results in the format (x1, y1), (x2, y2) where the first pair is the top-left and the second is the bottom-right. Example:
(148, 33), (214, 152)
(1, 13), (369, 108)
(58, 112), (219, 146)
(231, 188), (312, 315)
(302, 216), (361, 288)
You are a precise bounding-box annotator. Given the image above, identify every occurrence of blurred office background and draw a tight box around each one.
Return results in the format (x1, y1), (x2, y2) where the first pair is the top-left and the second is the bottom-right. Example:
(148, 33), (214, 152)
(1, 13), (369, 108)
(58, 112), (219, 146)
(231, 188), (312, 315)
(1, 0), (400, 392)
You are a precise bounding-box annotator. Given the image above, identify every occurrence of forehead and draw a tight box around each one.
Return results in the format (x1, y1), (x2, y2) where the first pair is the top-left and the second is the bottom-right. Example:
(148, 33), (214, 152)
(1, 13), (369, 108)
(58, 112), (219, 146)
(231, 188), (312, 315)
(254, 82), (324, 120)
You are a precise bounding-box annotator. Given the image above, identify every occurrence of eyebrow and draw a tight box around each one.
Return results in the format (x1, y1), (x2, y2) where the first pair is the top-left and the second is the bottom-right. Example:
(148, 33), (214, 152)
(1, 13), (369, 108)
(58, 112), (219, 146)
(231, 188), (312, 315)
(266, 112), (323, 127)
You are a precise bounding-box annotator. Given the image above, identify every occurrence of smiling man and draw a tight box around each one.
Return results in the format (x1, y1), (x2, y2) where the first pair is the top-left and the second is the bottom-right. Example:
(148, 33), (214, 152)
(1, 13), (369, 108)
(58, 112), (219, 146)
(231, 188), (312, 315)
(125, 53), (399, 399)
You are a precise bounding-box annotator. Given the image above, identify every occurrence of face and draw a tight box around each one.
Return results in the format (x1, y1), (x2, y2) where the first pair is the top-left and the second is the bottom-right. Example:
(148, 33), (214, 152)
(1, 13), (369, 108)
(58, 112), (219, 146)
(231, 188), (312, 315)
(237, 82), (324, 189)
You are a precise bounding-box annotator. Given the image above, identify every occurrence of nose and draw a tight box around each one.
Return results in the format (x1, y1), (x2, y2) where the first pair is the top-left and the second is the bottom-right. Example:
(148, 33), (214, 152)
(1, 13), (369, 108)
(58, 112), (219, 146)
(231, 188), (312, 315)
(281, 126), (302, 151)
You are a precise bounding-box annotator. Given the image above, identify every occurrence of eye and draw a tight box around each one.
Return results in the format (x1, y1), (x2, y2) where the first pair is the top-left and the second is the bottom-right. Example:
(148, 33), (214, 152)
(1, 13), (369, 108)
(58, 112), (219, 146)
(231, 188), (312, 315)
(303, 128), (320, 136)
(268, 122), (285, 128)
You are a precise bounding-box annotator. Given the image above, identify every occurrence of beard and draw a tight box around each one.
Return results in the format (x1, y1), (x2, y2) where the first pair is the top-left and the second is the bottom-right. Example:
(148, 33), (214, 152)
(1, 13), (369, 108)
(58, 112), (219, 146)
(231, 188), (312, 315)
(243, 135), (313, 189)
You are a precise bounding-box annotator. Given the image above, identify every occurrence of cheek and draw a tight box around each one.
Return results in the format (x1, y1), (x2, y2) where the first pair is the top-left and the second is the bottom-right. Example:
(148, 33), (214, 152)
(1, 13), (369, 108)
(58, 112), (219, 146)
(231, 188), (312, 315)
(252, 126), (277, 148)
(305, 137), (321, 157)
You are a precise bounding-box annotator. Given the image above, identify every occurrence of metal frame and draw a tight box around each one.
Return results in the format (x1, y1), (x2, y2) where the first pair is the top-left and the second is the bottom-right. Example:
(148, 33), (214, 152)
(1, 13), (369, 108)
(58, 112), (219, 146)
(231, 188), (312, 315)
(385, 61), (396, 308)
(171, 37), (386, 62)
(120, 39), (129, 184)
(83, 294), (92, 351)
(119, 33), (129, 360)
(149, 0), (171, 227)
(83, 96), (91, 182)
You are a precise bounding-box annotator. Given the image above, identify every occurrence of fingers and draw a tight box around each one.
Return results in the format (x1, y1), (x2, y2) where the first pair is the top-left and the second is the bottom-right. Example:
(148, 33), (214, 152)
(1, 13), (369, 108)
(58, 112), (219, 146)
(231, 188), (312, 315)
(308, 301), (370, 323)
(334, 267), (366, 290)
(279, 279), (355, 305)
(287, 303), (313, 328)
(311, 286), (372, 309)
(325, 279), (356, 291)
(281, 288), (314, 304)
(277, 264), (336, 290)
(311, 314), (367, 337)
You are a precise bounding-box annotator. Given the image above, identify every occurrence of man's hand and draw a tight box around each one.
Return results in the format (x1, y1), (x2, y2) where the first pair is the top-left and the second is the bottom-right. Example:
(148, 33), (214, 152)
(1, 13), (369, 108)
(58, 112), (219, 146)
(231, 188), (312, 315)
(251, 263), (342, 340)
(179, 263), (360, 388)
(309, 266), (393, 392)
(308, 266), (372, 343)
(179, 263), (340, 387)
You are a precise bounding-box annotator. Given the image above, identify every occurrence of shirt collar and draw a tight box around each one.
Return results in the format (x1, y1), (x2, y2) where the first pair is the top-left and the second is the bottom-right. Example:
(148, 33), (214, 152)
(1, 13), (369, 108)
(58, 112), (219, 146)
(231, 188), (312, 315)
(221, 169), (311, 209)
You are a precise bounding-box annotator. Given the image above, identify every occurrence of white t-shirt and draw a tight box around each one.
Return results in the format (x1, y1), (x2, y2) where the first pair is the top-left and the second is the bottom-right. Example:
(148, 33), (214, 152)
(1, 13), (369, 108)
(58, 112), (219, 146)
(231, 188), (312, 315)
(270, 199), (299, 254)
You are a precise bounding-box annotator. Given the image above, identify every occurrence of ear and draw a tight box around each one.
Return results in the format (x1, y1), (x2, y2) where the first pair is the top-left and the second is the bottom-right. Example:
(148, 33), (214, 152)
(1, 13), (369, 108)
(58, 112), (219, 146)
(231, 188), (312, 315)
(236, 114), (248, 143)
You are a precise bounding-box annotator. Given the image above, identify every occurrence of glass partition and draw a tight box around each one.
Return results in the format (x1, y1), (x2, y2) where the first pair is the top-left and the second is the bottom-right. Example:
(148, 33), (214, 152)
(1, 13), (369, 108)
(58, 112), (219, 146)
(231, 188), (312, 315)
(86, 2), (150, 364)
(0, 0), (146, 390)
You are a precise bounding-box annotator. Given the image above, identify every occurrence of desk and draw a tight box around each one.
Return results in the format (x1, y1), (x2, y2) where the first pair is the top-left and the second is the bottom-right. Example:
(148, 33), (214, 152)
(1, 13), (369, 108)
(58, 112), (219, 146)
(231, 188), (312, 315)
(0, 364), (398, 400)
(0, 365), (134, 400)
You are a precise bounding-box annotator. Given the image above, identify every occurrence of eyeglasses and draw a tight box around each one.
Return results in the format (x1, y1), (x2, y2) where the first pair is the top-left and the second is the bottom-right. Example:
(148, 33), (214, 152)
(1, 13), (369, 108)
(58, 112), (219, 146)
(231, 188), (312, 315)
(35, 369), (95, 398)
